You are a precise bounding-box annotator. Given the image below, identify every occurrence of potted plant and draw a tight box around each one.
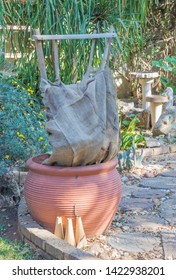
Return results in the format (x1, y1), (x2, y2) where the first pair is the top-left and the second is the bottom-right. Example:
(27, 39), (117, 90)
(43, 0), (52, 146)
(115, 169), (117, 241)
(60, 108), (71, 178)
(24, 28), (122, 237)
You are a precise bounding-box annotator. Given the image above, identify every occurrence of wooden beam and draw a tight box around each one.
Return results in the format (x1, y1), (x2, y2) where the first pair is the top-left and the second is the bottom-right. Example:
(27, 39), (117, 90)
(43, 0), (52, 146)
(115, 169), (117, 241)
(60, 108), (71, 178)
(32, 33), (116, 41)
(52, 40), (60, 81)
(33, 29), (47, 81)
(0, 25), (31, 31)
(101, 26), (114, 70)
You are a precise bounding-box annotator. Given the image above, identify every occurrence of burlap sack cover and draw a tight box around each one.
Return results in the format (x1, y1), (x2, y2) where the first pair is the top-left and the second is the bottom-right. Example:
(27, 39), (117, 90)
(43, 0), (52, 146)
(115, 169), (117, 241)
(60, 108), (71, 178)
(41, 67), (120, 166)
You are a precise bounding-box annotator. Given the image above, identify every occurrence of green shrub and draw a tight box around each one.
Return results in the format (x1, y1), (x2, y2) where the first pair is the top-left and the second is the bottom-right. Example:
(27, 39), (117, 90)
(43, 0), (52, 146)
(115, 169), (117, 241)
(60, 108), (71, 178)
(0, 74), (50, 175)
(152, 56), (176, 94)
(0, 0), (151, 92)
(120, 114), (146, 151)
(117, 114), (146, 170)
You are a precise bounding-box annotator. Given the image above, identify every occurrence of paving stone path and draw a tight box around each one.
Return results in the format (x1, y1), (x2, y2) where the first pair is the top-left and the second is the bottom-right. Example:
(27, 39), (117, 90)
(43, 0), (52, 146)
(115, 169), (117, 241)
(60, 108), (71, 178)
(86, 153), (176, 260)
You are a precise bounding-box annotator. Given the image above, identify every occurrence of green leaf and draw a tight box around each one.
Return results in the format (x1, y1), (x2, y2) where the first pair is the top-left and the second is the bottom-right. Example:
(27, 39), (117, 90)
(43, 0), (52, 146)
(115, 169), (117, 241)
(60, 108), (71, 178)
(165, 56), (176, 65)
(152, 60), (163, 67)
(160, 76), (169, 86)
(122, 120), (130, 126)
(163, 64), (173, 72)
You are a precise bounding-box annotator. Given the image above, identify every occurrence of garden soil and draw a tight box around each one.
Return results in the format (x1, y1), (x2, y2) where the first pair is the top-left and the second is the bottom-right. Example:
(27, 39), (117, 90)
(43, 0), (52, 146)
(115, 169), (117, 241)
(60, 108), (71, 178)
(0, 206), (21, 242)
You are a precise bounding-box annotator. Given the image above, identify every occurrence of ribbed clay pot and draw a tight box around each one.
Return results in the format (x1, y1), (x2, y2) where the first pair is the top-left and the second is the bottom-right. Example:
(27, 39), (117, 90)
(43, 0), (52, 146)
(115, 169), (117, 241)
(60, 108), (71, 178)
(24, 154), (122, 237)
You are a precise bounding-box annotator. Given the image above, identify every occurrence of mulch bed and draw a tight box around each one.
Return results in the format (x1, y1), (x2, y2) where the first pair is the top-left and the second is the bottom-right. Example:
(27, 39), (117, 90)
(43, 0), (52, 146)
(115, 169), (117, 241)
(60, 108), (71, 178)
(0, 206), (21, 242)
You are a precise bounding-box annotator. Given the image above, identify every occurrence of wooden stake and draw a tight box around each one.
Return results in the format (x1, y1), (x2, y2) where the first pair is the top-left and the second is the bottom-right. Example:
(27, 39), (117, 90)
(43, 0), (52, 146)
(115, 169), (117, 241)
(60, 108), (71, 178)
(65, 218), (76, 246)
(33, 29), (47, 81)
(52, 40), (60, 82)
(54, 216), (64, 239)
(75, 216), (87, 248)
(101, 25), (114, 70)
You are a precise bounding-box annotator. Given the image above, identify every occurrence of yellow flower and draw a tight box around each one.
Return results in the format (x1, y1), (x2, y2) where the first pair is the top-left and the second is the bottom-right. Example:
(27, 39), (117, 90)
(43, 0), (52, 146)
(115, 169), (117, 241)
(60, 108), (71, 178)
(5, 155), (10, 159)
(16, 132), (25, 139)
(27, 88), (34, 94)
(40, 125), (44, 129)
(29, 100), (33, 105)
(38, 137), (44, 141)
(38, 112), (43, 117)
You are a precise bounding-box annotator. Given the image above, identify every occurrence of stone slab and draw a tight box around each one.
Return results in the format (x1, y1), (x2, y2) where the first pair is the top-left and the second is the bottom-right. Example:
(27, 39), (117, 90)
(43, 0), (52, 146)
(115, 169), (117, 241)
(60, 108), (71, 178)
(169, 144), (176, 153)
(146, 139), (161, 148)
(159, 195), (176, 225)
(121, 185), (137, 197)
(125, 214), (167, 232)
(162, 233), (176, 260)
(139, 176), (176, 190)
(120, 197), (154, 212)
(153, 146), (169, 156)
(131, 188), (167, 199)
(108, 232), (160, 253)
(160, 170), (176, 177)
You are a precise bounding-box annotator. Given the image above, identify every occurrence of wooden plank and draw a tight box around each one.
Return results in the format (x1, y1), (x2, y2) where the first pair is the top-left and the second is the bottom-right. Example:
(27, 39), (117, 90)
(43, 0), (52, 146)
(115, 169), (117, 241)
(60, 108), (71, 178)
(52, 40), (60, 81)
(101, 26), (114, 70)
(0, 25), (30, 31)
(85, 31), (97, 76)
(33, 29), (47, 81)
(32, 33), (116, 41)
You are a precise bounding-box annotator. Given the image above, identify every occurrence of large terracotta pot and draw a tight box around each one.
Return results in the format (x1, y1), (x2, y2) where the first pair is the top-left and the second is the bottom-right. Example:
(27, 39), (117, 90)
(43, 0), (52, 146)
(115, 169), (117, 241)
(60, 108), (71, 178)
(24, 154), (122, 237)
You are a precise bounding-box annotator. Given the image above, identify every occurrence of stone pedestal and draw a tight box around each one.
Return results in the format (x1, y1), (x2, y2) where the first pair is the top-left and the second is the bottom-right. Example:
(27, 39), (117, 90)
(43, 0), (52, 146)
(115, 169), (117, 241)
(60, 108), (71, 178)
(130, 71), (159, 110)
(146, 95), (169, 128)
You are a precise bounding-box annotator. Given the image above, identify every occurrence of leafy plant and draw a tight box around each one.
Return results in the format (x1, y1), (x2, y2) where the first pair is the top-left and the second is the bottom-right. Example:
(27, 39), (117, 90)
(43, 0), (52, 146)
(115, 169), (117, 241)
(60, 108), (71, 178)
(120, 114), (146, 151)
(117, 113), (145, 170)
(152, 56), (176, 94)
(0, 0), (152, 92)
(117, 138), (144, 171)
(0, 74), (50, 175)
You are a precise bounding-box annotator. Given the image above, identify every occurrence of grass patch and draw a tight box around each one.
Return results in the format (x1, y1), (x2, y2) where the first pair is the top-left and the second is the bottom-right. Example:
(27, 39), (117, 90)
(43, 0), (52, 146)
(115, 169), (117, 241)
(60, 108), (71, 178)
(0, 237), (37, 260)
(0, 224), (7, 233)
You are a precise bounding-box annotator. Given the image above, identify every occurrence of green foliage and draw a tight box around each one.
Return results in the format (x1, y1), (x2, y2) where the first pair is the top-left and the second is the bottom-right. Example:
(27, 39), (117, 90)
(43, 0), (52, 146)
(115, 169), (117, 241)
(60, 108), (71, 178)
(117, 139), (144, 171)
(117, 113), (145, 170)
(0, 224), (7, 233)
(0, 0), (152, 91)
(152, 56), (176, 94)
(120, 114), (146, 151)
(0, 75), (50, 175)
(0, 238), (37, 260)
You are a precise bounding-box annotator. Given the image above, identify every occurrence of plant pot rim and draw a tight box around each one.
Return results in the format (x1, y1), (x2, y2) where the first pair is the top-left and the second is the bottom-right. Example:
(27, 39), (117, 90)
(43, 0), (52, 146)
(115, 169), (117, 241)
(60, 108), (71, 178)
(26, 154), (118, 176)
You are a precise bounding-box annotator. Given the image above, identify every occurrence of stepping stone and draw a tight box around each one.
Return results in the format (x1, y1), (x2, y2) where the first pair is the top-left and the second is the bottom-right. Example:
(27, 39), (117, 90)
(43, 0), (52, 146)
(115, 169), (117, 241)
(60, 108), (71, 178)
(160, 170), (176, 177)
(162, 233), (176, 260)
(120, 197), (154, 212)
(146, 139), (161, 148)
(122, 185), (136, 197)
(139, 176), (176, 190)
(131, 188), (167, 199)
(108, 232), (160, 253)
(159, 195), (176, 225)
(125, 214), (167, 232)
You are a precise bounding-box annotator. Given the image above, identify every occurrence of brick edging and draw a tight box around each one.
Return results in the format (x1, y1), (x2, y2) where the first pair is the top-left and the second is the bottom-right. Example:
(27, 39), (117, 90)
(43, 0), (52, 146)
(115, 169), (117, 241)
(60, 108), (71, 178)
(136, 143), (176, 158)
(18, 197), (98, 260)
